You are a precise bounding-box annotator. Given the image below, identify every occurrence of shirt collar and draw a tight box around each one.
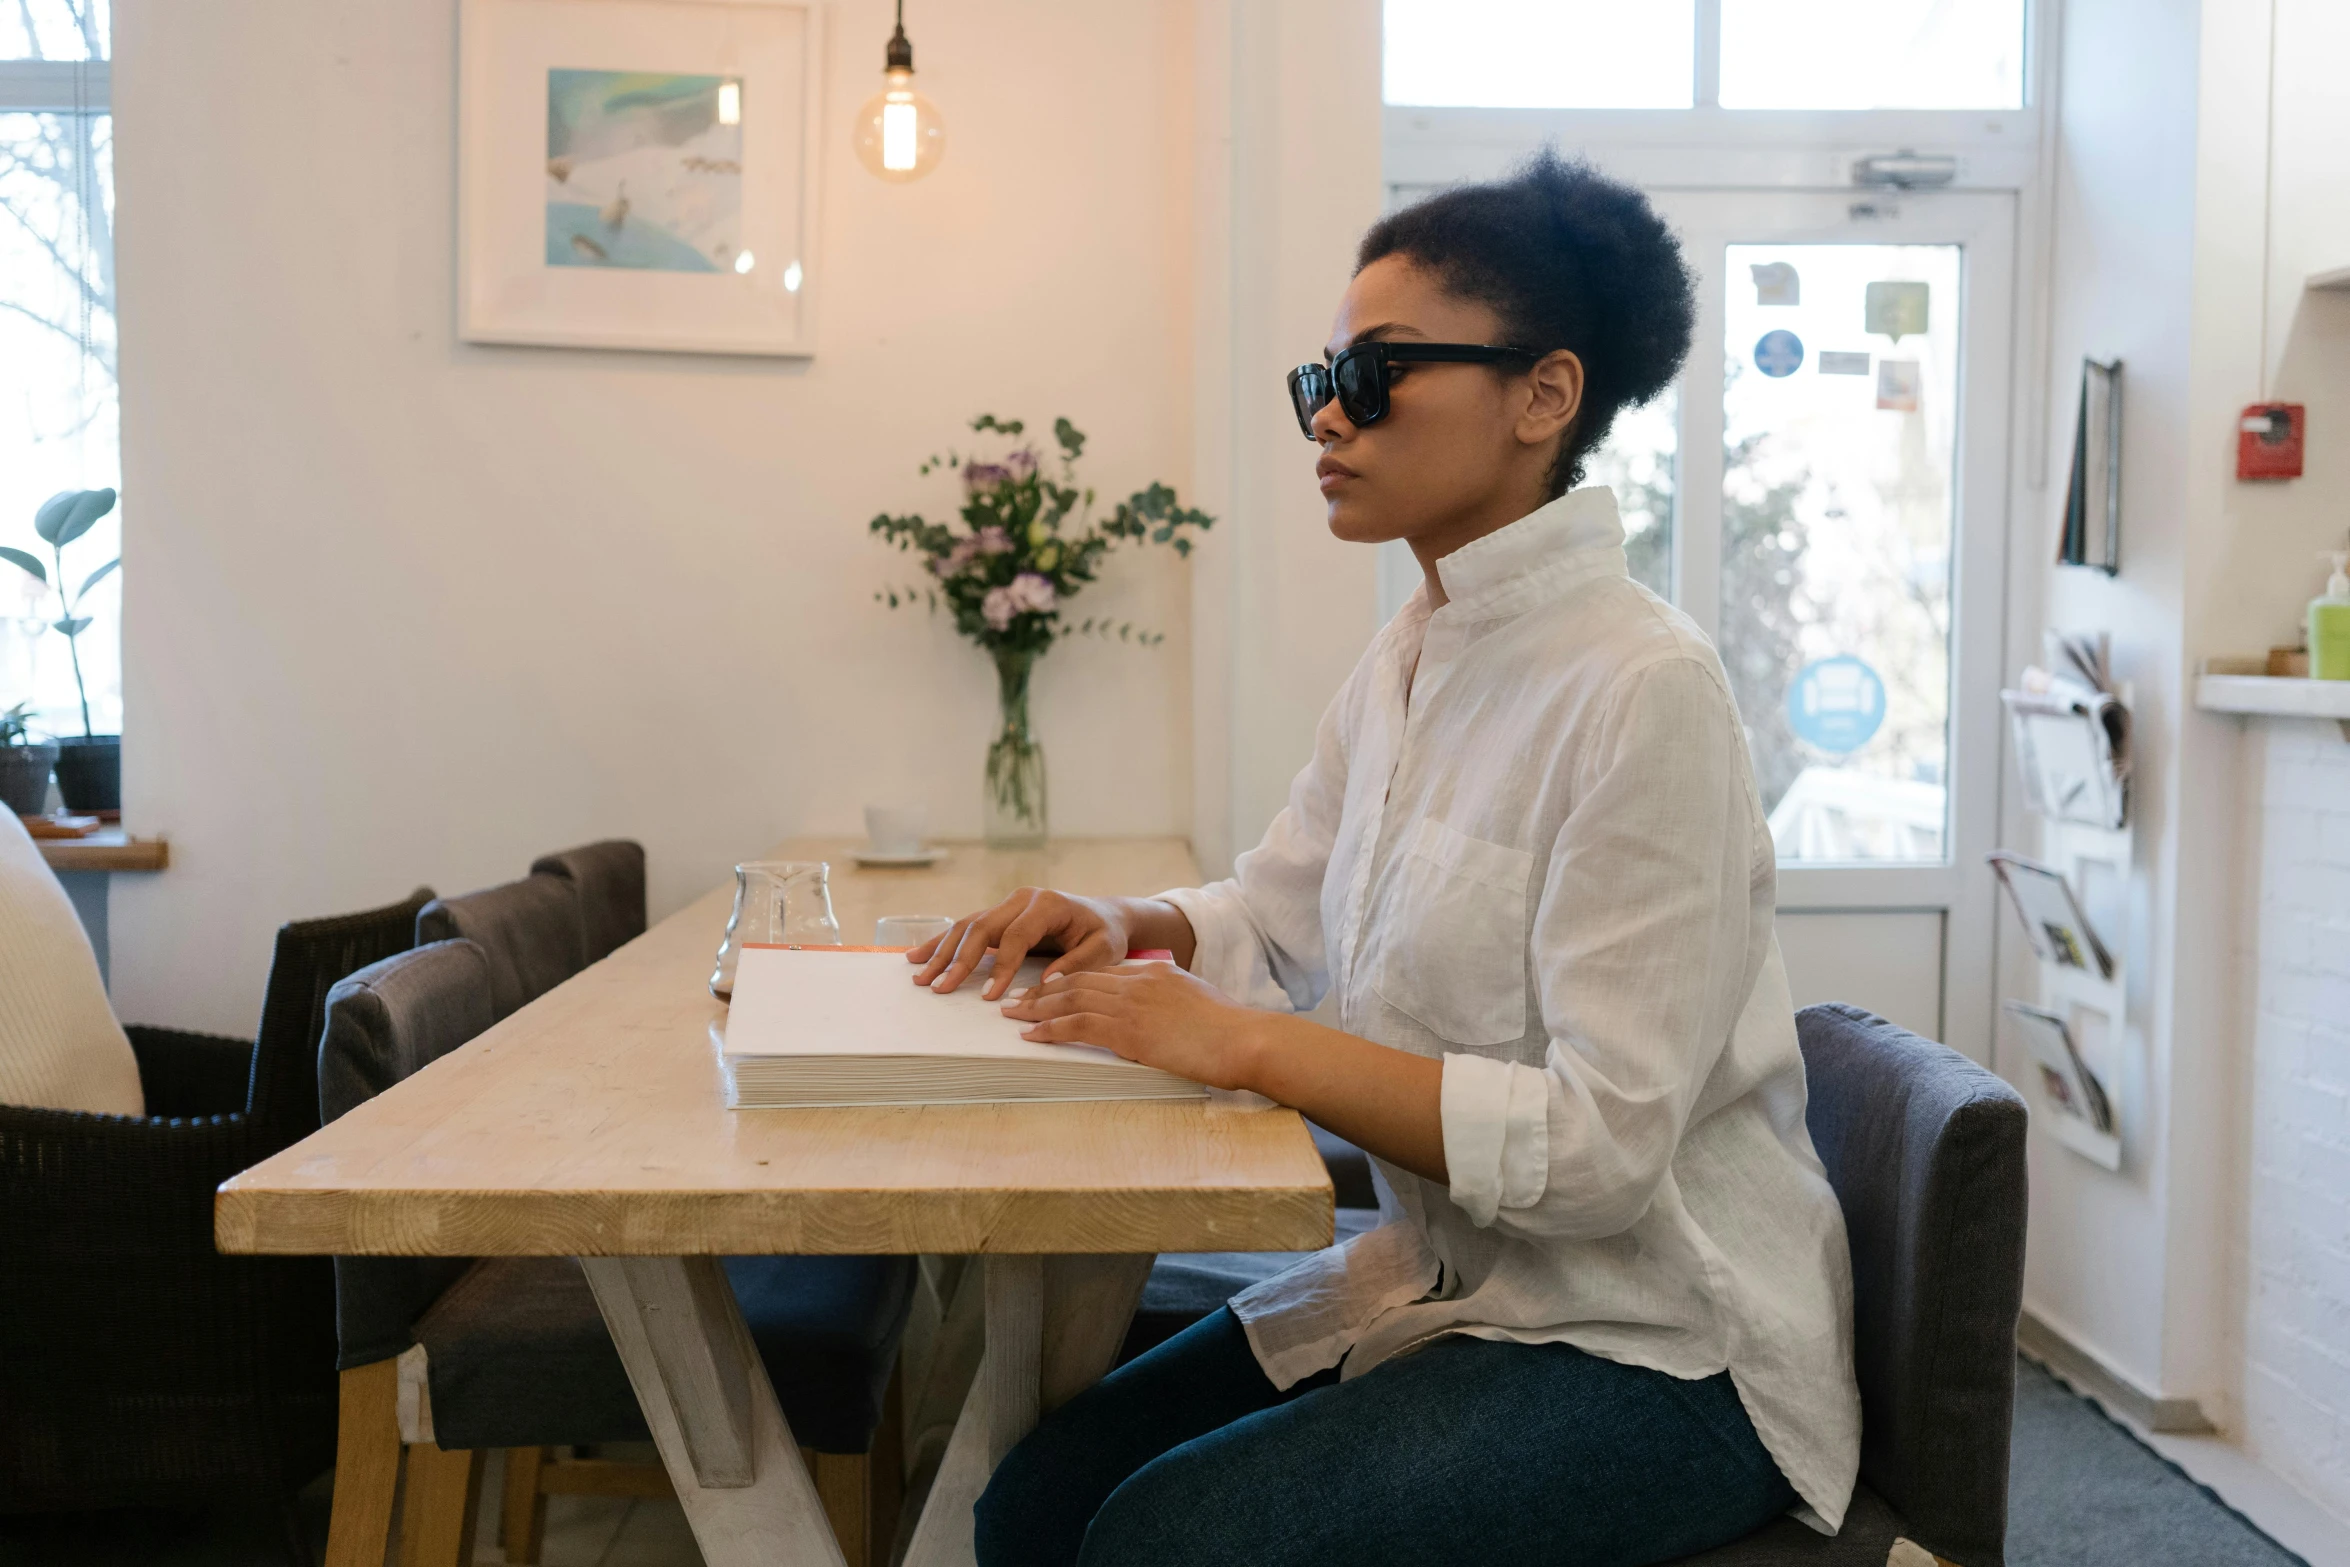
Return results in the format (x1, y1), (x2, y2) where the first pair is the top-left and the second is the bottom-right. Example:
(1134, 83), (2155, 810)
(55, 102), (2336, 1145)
(1430, 485), (1628, 626)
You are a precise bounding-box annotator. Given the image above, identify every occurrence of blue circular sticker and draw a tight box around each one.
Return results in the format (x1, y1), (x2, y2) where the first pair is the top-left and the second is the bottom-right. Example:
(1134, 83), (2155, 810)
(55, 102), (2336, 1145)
(1786, 656), (1885, 753)
(1754, 329), (1805, 377)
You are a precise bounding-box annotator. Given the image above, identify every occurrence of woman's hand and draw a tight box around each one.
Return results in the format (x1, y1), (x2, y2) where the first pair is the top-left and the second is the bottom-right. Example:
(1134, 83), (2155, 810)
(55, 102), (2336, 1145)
(997, 963), (1267, 1092)
(910, 888), (1145, 1000)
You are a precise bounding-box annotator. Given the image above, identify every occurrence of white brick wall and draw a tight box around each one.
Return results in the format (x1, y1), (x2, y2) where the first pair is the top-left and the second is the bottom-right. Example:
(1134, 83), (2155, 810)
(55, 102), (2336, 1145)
(2245, 718), (2350, 1515)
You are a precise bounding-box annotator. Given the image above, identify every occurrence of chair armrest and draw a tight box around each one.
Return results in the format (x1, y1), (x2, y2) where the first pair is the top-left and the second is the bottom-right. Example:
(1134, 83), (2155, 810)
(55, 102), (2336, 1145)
(125, 1025), (255, 1118)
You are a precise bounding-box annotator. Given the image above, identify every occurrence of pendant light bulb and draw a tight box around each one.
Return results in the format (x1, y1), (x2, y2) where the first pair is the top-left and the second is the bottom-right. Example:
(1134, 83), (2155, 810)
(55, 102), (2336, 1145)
(855, 2), (944, 182)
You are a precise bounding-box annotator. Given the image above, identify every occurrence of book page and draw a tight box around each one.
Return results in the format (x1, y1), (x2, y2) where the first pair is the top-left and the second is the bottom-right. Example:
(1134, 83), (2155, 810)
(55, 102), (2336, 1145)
(723, 947), (1132, 1066)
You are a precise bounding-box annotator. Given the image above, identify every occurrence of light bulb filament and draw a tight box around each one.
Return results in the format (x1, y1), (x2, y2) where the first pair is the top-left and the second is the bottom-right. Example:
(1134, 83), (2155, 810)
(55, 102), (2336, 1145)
(882, 98), (917, 171)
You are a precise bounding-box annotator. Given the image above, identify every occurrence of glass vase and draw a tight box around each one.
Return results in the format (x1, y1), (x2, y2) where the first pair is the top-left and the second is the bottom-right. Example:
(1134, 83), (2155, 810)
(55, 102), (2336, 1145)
(984, 650), (1049, 848)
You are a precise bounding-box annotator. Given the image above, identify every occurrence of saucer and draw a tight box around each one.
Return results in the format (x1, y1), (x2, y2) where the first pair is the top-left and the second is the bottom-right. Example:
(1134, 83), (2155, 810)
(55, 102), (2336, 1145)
(852, 846), (949, 868)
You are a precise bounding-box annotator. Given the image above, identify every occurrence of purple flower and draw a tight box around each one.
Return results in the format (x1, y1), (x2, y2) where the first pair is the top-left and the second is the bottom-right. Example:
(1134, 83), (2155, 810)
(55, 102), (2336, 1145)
(963, 461), (1012, 491)
(932, 538), (981, 577)
(981, 585), (1016, 631)
(1005, 447), (1039, 477)
(1008, 572), (1057, 614)
(976, 526), (1014, 555)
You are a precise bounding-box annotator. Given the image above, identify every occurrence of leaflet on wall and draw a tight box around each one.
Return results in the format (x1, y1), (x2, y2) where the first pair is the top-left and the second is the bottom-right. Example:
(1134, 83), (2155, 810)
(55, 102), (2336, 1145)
(2003, 1002), (2114, 1134)
(1988, 852), (2114, 979)
(2002, 630), (2131, 830)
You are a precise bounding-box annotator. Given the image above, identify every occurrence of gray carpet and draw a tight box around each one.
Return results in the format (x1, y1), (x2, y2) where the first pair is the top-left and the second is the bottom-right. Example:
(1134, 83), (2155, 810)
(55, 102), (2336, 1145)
(0, 1358), (2316, 1565)
(2008, 1357), (2308, 1567)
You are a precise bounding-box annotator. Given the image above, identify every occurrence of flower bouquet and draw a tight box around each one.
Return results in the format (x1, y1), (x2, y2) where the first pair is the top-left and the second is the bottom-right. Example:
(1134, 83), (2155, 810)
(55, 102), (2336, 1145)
(871, 414), (1213, 846)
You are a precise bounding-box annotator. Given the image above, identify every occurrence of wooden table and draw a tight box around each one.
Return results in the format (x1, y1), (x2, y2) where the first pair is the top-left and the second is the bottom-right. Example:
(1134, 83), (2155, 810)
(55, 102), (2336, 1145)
(217, 836), (1331, 1567)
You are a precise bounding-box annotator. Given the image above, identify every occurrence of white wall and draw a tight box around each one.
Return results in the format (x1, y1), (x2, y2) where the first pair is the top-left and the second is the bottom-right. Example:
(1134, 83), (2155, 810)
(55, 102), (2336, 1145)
(2241, 721), (2350, 1516)
(108, 0), (1206, 1035)
(2018, 0), (2208, 1399)
(2023, 0), (2350, 1498)
(2210, 0), (2350, 1516)
(1186, 0), (1384, 876)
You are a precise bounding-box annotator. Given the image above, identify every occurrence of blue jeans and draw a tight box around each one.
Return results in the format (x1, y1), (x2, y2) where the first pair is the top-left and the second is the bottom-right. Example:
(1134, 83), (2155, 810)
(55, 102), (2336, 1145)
(974, 1308), (1796, 1567)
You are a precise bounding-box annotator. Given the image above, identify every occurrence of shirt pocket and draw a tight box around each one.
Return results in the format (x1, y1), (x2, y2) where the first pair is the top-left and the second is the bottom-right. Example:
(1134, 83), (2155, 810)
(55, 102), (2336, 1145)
(1373, 818), (1533, 1047)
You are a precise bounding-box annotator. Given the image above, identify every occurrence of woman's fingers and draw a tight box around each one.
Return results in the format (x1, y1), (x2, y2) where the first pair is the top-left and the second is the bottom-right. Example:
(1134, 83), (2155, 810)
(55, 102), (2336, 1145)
(1017, 1011), (1130, 1054)
(921, 904), (1016, 992)
(1038, 933), (1124, 983)
(983, 898), (1066, 1000)
(1001, 980), (1132, 1021)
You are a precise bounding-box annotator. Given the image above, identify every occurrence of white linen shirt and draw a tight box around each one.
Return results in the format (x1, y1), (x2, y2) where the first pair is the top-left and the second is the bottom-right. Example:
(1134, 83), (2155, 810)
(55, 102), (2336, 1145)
(1159, 486), (1860, 1531)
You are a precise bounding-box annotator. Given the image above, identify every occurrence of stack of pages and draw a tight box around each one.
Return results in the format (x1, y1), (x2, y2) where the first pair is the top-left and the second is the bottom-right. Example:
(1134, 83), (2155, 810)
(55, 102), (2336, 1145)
(721, 946), (1208, 1108)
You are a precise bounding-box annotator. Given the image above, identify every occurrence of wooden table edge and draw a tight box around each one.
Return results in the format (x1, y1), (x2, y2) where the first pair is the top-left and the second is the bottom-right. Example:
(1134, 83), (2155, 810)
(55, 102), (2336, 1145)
(213, 1183), (1337, 1258)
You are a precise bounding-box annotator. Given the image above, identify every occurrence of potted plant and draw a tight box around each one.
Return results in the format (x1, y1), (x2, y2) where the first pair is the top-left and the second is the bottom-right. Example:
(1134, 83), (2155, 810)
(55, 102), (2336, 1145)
(1, 488), (121, 812)
(870, 416), (1213, 847)
(0, 702), (58, 818)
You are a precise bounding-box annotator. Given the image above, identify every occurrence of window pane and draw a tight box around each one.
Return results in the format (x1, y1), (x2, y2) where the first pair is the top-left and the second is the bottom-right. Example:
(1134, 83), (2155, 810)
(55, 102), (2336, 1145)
(0, 110), (119, 741)
(1718, 243), (1961, 864)
(1720, 0), (2025, 110)
(1582, 387), (1677, 599)
(1384, 0), (1694, 109)
(1, 0), (107, 60)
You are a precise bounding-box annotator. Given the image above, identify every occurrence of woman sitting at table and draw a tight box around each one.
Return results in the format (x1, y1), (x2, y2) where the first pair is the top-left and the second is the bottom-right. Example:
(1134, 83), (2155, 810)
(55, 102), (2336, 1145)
(914, 150), (1859, 1567)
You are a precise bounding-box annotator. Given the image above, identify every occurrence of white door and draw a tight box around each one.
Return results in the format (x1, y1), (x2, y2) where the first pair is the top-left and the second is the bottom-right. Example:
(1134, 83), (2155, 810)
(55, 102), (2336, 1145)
(1381, 187), (2016, 1057)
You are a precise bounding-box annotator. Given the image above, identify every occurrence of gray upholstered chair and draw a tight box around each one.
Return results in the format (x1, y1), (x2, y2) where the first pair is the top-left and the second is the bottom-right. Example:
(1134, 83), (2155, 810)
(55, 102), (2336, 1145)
(1670, 1003), (2026, 1567)
(530, 839), (646, 964)
(415, 873), (587, 1020)
(1116, 1005), (2027, 1567)
(317, 941), (916, 1567)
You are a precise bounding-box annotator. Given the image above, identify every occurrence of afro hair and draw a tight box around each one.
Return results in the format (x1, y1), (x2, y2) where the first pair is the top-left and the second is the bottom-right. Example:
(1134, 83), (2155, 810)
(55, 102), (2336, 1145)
(1356, 148), (1696, 495)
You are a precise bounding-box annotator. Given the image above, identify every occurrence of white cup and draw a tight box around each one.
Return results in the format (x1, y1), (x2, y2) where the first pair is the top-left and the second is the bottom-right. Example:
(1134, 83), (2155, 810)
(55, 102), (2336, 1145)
(864, 804), (928, 855)
(876, 914), (954, 950)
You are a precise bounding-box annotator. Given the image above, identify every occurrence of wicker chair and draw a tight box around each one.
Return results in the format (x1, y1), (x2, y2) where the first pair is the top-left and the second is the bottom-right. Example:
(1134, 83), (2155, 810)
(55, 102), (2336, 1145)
(0, 888), (433, 1562)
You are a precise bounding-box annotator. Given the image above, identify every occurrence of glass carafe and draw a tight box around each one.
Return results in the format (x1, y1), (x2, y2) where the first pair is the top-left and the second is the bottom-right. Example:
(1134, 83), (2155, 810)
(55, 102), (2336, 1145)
(710, 860), (843, 1000)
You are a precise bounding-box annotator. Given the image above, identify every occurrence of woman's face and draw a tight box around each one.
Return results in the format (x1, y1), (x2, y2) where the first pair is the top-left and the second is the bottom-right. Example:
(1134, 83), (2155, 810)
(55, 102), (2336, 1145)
(1311, 255), (1582, 552)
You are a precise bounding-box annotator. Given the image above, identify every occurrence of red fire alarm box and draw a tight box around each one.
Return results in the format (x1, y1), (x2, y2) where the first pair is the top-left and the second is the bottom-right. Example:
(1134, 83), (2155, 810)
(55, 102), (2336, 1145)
(2238, 403), (2305, 480)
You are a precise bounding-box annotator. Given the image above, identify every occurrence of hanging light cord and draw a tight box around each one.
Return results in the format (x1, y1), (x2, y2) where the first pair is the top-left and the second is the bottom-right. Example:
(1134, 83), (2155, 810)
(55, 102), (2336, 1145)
(887, 0), (913, 71)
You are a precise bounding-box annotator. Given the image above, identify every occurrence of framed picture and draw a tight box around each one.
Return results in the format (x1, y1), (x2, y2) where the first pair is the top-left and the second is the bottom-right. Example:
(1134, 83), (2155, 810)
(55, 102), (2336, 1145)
(2057, 357), (2121, 574)
(458, 0), (824, 356)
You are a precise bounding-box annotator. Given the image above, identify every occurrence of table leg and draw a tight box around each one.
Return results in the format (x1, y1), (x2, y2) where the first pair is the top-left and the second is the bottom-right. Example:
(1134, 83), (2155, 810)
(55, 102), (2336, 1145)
(901, 1253), (1154, 1567)
(581, 1256), (846, 1567)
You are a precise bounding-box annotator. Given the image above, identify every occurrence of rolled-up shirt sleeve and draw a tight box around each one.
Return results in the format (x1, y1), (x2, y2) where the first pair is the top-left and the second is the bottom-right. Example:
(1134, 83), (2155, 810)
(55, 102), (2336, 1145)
(1442, 655), (1767, 1239)
(1158, 683), (1356, 1015)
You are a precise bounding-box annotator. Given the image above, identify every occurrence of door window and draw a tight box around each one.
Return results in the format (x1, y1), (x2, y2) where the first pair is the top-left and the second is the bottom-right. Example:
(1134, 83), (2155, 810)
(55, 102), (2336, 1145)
(1717, 243), (1962, 865)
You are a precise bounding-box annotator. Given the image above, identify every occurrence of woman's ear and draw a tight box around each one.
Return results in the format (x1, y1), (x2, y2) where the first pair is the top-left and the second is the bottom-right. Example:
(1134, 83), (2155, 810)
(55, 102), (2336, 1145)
(1517, 349), (1585, 449)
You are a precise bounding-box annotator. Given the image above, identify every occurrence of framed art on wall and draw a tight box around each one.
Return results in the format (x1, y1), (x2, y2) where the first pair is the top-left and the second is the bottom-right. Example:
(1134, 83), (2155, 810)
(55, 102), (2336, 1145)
(458, 0), (824, 356)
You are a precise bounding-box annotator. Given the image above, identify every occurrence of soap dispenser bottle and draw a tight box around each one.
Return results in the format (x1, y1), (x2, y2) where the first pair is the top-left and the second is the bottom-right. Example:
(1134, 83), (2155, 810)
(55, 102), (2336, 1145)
(2312, 550), (2350, 680)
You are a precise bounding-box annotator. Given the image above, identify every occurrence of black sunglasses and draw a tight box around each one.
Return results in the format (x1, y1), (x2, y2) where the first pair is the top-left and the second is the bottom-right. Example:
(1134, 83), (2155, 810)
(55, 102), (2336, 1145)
(1287, 341), (1541, 439)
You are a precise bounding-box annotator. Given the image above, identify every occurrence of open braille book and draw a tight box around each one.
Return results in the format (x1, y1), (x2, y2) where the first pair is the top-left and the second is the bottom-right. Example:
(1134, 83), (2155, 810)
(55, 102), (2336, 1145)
(720, 945), (1207, 1108)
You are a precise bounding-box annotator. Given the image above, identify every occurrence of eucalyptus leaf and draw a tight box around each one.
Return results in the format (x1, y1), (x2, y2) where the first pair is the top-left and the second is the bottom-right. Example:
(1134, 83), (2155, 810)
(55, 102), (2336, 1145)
(79, 557), (119, 597)
(50, 488), (116, 548)
(32, 490), (76, 544)
(54, 616), (92, 637)
(0, 546), (45, 585)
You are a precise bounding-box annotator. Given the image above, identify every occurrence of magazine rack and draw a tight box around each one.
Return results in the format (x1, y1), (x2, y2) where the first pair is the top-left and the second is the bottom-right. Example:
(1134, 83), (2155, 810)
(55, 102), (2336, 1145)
(2026, 816), (2129, 1170)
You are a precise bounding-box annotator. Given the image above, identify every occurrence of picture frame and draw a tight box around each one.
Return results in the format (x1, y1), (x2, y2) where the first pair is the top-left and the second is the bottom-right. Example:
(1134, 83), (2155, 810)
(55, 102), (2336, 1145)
(457, 0), (825, 356)
(2057, 357), (2121, 574)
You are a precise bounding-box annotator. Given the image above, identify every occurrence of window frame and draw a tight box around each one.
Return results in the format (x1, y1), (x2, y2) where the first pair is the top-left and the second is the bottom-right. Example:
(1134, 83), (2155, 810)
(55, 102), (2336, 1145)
(1384, 0), (2043, 195)
(0, 59), (109, 113)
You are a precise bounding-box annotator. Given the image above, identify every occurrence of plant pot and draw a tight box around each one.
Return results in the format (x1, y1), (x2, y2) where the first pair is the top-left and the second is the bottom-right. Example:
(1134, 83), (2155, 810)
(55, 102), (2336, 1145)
(53, 735), (120, 813)
(0, 742), (58, 817)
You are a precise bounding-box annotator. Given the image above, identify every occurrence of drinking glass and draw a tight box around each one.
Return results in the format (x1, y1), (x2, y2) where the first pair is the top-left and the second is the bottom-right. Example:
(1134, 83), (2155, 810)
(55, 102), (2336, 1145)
(710, 860), (843, 1000)
(875, 914), (954, 949)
